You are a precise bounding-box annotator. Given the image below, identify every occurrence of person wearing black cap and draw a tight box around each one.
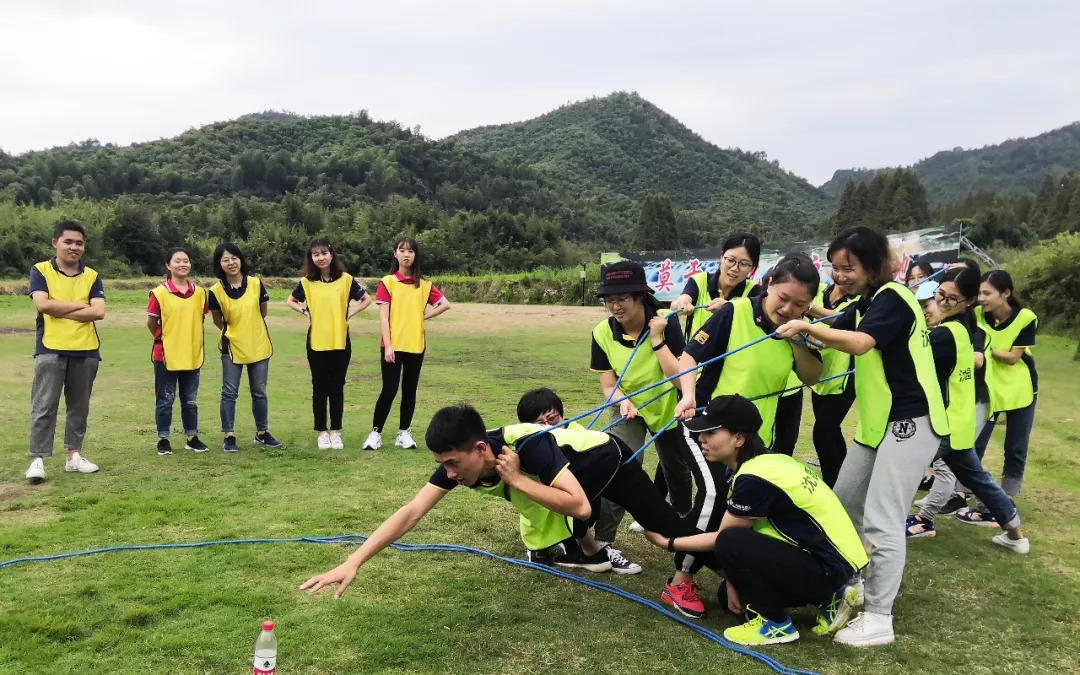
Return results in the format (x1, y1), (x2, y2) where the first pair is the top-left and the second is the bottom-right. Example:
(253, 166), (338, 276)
(645, 395), (868, 646)
(589, 261), (694, 580)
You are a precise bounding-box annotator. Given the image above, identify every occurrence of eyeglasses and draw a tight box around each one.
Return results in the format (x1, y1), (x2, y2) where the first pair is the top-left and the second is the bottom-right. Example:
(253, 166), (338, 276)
(603, 294), (634, 306)
(722, 256), (754, 272)
(934, 290), (965, 307)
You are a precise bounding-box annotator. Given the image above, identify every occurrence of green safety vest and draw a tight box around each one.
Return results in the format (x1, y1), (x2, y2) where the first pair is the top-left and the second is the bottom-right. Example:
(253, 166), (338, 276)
(939, 321), (976, 451)
(812, 286), (860, 396)
(975, 306), (1038, 413)
(683, 271), (755, 340)
(592, 314), (678, 432)
(472, 423), (611, 551)
(853, 283), (949, 447)
(708, 298), (794, 447)
(729, 453), (868, 573)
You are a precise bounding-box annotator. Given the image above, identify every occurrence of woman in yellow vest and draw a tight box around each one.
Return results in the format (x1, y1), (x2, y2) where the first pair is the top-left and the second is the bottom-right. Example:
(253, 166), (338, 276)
(209, 243), (282, 453)
(146, 247), (209, 456)
(670, 253), (823, 619)
(670, 232), (762, 341)
(776, 226), (948, 648)
(363, 237), (451, 451)
(286, 239), (371, 450)
(904, 272), (1028, 554)
(971, 270), (1038, 500)
(646, 394), (868, 646)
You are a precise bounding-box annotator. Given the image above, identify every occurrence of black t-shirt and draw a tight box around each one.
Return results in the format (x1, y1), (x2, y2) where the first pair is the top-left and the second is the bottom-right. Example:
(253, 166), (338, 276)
(929, 325), (956, 398)
(985, 307), (1039, 395)
(590, 308), (686, 372)
(727, 470), (854, 582)
(428, 428), (621, 501)
(834, 286), (927, 421)
(972, 327), (990, 403)
(680, 273), (763, 304)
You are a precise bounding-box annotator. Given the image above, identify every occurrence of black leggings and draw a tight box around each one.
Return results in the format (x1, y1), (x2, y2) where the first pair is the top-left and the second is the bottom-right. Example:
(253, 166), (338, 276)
(713, 527), (841, 622)
(307, 342), (351, 431)
(372, 349), (425, 432)
(810, 381), (856, 487)
(771, 389), (804, 456)
(675, 426), (733, 574)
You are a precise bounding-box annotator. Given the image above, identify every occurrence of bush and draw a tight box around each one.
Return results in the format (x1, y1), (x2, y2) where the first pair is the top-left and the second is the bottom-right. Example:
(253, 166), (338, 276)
(1005, 233), (1080, 337)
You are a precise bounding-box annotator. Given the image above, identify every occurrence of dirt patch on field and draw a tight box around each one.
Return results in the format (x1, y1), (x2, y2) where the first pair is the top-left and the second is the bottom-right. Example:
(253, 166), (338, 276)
(435, 303), (607, 332)
(0, 482), (34, 502)
(0, 327), (35, 334)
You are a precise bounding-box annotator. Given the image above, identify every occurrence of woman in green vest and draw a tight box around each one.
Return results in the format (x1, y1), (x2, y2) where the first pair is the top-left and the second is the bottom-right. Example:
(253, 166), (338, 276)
(146, 247), (209, 456)
(903, 271), (1028, 553)
(776, 226), (948, 648)
(589, 261), (693, 582)
(971, 270), (1038, 500)
(645, 394), (868, 646)
(668, 252), (823, 619)
(670, 232), (762, 341)
(209, 243), (282, 453)
(806, 271), (859, 486)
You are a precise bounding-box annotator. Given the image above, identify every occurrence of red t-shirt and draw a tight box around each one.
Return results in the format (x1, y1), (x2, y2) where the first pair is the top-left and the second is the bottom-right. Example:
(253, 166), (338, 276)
(374, 273), (444, 349)
(147, 278), (209, 362)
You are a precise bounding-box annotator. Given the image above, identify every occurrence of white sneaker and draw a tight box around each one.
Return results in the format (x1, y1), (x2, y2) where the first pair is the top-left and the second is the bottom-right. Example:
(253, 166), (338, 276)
(329, 431), (344, 450)
(362, 429), (382, 451)
(395, 429), (417, 449)
(628, 520), (645, 533)
(64, 452), (99, 474)
(913, 496), (928, 508)
(992, 532), (1030, 554)
(317, 431), (332, 450)
(833, 611), (894, 647)
(25, 457), (46, 484)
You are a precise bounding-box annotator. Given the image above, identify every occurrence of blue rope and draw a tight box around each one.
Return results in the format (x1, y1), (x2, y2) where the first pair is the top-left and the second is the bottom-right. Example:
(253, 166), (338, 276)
(0, 534), (817, 675)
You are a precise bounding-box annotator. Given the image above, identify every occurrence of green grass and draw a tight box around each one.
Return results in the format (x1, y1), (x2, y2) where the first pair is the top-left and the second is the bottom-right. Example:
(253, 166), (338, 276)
(1, 300), (1078, 674)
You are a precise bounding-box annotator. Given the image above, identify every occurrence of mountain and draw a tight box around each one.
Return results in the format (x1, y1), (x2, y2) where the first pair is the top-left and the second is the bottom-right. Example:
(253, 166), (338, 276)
(449, 92), (834, 242)
(821, 122), (1080, 206)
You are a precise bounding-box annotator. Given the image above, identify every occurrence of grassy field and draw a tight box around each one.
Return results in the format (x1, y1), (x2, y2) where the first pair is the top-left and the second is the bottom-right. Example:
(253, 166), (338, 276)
(1, 290), (1079, 674)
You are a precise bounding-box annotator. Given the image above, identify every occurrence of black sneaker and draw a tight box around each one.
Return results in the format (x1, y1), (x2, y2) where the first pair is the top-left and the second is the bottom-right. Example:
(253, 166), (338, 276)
(553, 541), (612, 573)
(918, 475), (935, 492)
(254, 432), (283, 448)
(603, 546), (643, 575)
(941, 493), (970, 515)
(185, 436), (210, 453)
(222, 436), (238, 453)
(157, 438), (173, 456)
(527, 548), (556, 566)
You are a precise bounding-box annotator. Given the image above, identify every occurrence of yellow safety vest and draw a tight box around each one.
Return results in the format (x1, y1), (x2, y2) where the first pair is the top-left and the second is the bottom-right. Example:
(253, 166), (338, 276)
(151, 284), (206, 371)
(33, 261), (101, 352)
(210, 277), (273, 365)
(302, 274), (353, 351)
(382, 274), (434, 354)
(975, 306), (1038, 413)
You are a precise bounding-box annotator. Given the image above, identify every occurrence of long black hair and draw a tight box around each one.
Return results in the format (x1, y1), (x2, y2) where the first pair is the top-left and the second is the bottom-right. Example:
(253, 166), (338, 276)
(905, 260), (934, 285)
(389, 236), (423, 288)
(939, 266), (980, 326)
(720, 232), (762, 269)
(828, 226), (895, 285)
(766, 252), (820, 298)
(302, 239), (345, 282)
(734, 432), (769, 469)
(212, 242), (249, 282)
(981, 269), (1024, 309)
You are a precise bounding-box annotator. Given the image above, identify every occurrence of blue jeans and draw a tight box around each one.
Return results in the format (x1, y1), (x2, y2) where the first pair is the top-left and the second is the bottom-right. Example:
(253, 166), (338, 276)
(974, 398), (1036, 496)
(923, 442), (1021, 529)
(154, 362), (200, 437)
(220, 355), (269, 433)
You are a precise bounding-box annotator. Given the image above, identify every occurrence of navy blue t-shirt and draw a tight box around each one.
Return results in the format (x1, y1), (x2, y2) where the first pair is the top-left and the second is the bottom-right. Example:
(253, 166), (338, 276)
(28, 259), (106, 360)
(208, 276), (271, 355)
(590, 308), (686, 372)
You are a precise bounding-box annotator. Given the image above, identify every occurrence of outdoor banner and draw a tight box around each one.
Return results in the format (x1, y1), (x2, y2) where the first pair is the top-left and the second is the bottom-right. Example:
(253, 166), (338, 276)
(601, 224), (964, 302)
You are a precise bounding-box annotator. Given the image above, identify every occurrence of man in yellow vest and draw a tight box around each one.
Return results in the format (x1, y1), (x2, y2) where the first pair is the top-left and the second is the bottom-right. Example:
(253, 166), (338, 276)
(25, 221), (105, 484)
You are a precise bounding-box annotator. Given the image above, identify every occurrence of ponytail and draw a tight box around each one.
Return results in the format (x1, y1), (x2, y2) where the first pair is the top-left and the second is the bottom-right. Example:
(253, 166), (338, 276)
(982, 270), (1023, 309)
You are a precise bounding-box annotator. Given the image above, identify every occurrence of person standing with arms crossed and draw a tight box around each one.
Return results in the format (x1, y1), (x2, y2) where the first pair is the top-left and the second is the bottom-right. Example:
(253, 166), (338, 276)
(25, 220), (105, 484)
(363, 237), (450, 451)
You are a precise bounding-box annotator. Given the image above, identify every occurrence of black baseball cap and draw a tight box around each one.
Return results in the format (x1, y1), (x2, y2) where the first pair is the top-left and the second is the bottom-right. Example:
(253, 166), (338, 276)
(595, 261), (655, 297)
(682, 394), (762, 435)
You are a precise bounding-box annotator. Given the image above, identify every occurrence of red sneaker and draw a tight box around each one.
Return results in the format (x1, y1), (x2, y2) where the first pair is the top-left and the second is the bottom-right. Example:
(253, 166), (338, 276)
(661, 577), (706, 618)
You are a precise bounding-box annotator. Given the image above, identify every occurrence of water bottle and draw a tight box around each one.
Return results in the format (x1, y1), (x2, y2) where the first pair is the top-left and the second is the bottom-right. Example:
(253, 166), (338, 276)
(253, 620), (277, 674)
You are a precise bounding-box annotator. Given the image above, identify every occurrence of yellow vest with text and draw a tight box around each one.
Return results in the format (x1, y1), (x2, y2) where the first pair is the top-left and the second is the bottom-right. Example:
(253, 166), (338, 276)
(708, 298), (794, 447)
(382, 274), (433, 354)
(210, 277), (273, 365)
(729, 453), (868, 573)
(472, 424), (612, 551)
(812, 286), (859, 396)
(152, 284), (206, 371)
(591, 314), (678, 432)
(684, 272), (755, 340)
(852, 283), (948, 447)
(34, 261), (101, 351)
(302, 274), (353, 351)
(939, 321), (976, 451)
(975, 306), (1037, 413)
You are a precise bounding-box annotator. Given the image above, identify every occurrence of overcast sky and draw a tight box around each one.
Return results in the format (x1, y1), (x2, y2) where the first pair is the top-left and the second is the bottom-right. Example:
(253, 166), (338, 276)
(2, 1), (1078, 185)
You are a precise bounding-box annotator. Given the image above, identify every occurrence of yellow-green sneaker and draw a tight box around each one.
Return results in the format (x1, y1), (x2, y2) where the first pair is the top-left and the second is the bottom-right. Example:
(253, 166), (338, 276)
(813, 584), (860, 635)
(723, 609), (799, 646)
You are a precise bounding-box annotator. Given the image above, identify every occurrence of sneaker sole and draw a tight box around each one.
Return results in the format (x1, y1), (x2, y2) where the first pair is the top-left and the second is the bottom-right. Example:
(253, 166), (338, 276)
(157, 451), (173, 456)
(660, 590), (706, 619)
(26, 476), (45, 485)
(956, 516), (1000, 528)
(835, 632), (895, 647)
(906, 530), (936, 539)
(610, 565), (643, 575)
(725, 631), (800, 646)
(554, 560), (612, 573)
(65, 468), (99, 473)
(185, 447), (210, 453)
(253, 439), (282, 448)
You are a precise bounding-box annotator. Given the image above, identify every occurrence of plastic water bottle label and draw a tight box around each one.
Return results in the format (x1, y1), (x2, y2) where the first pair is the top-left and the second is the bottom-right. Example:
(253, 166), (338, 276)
(253, 654), (276, 674)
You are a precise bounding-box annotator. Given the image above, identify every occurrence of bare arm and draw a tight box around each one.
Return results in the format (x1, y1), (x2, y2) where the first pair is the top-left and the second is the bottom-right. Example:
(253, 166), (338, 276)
(260, 301), (268, 318)
(147, 314), (160, 336)
(497, 449), (591, 520)
(648, 315), (681, 377)
(670, 293), (696, 314)
(424, 298), (451, 321)
(992, 346), (1027, 365)
(31, 292), (90, 318)
(286, 295), (306, 314)
(974, 352), (985, 370)
(60, 297), (105, 322)
(211, 310), (226, 331)
(674, 352), (700, 419)
(645, 511), (758, 552)
(780, 320), (876, 356)
(792, 340), (823, 386)
(299, 483), (447, 598)
(347, 294), (372, 319)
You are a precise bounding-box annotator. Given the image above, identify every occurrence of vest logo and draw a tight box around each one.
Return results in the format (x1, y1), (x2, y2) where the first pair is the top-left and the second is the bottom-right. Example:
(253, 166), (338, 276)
(693, 330), (710, 345)
(958, 368), (972, 382)
(891, 419), (917, 440)
(920, 328), (930, 348)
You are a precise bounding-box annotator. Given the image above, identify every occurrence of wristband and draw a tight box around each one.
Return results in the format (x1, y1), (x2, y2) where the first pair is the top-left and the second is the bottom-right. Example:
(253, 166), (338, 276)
(651, 341), (666, 352)
(667, 537), (676, 552)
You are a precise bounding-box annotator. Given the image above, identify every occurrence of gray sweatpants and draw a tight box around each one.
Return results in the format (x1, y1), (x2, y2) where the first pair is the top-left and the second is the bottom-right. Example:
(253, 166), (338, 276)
(833, 415), (940, 616)
(29, 354), (100, 458)
(594, 414), (693, 543)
